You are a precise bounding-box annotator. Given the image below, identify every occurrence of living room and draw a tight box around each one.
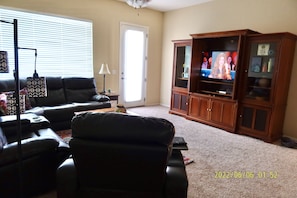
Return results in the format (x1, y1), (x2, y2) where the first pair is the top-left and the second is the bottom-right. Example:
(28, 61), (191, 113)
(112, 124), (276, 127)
(1, 0), (297, 197)
(1, 0), (297, 139)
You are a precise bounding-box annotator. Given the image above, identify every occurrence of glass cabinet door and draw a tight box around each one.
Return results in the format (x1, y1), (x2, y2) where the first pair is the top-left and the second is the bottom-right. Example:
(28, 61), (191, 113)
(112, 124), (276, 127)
(244, 42), (277, 102)
(174, 44), (191, 88)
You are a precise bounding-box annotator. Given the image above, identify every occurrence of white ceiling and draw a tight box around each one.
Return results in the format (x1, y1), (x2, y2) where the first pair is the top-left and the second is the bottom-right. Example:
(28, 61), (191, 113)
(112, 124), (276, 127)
(121, 0), (213, 12)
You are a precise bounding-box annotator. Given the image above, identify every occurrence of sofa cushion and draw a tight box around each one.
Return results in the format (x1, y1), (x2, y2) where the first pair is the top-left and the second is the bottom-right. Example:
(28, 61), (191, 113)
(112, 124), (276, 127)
(0, 137), (58, 166)
(35, 77), (66, 106)
(63, 77), (96, 90)
(65, 89), (95, 103)
(42, 104), (77, 122)
(35, 89), (66, 106)
(0, 79), (27, 92)
(63, 78), (97, 103)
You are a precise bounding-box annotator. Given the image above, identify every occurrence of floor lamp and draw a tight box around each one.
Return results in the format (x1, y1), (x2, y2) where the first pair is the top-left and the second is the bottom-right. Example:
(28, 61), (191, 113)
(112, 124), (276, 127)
(0, 18), (23, 197)
(1, 19), (47, 197)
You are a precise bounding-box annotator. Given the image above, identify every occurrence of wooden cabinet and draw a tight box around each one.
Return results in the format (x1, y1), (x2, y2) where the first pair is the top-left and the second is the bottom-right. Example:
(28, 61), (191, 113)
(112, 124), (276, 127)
(170, 40), (192, 116)
(170, 90), (188, 116)
(189, 29), (258, 99)
(188, 94), (237, 132)
(238, 104), (271, 140)
(238, 33), (297, 142)
(187, 29), (256, 132)
(170, 30), (297, 142)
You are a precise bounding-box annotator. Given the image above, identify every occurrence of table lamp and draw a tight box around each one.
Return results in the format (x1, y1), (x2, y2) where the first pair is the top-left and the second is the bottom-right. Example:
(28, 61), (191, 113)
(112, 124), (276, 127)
(99, 63), (111, 93)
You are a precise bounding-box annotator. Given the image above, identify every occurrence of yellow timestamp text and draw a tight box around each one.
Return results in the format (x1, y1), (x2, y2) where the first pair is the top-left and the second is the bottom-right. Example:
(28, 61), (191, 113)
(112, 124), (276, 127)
(214, 171), (278, 179)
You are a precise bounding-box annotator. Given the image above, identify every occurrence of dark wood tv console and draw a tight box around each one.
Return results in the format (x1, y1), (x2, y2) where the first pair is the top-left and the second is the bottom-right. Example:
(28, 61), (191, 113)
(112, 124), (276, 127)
(170, 29), (297, 142)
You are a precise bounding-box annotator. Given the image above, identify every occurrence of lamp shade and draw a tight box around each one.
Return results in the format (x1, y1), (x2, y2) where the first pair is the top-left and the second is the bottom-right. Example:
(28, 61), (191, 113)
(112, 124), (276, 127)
(0, 51), (9, 73)
(26, 77), (47, 97)
(99, 63), (111, 75)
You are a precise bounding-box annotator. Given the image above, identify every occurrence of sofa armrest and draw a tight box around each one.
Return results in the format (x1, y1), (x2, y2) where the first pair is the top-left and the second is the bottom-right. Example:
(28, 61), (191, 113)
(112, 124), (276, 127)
(0, 138), (58, 166)
(91, 94), (110, 102)
(57, 158), (78, 198)
(165, 166), (188, 198)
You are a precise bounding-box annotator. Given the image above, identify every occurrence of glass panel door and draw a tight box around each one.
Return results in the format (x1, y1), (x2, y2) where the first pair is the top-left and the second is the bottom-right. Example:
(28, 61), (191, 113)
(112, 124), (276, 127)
(120, 23), (148, 107)
(245, 42), (277, 102)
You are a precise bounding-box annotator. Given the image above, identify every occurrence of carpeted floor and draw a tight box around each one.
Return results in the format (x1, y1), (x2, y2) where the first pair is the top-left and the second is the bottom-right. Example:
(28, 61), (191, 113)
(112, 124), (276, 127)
(128, 105), (297, 198)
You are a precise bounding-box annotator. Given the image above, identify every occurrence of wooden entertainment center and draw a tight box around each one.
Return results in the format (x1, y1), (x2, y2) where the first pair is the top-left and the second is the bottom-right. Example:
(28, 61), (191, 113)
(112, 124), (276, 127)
(170, 29), (297, 142)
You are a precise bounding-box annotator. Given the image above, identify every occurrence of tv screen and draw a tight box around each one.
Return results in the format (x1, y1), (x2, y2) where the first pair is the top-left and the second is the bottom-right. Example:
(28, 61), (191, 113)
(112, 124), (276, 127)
(201, 51), (237, 80)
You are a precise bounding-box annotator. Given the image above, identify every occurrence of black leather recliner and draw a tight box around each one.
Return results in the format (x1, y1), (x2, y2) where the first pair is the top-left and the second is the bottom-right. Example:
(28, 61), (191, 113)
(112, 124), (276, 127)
(57, 112), (188, 198)
(0, 115), (71, 197)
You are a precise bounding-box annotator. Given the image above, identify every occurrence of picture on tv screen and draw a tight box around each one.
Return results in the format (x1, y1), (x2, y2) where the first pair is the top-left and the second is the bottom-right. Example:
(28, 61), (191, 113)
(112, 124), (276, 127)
(201, 51), (237, 80)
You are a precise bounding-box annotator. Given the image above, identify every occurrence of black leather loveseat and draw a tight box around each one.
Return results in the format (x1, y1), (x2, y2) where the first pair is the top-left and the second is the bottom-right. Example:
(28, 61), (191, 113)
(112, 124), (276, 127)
(0, 77), (111, 131)
(0, 114), (71, 197)
(57, 112), (188, 198)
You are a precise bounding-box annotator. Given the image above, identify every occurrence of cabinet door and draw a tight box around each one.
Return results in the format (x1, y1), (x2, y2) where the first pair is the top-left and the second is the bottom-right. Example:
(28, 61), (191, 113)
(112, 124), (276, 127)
(242, 40), (278, 103)
(238, 105), (271, 138)
(172, 40), (192, 89)
(170, 91), (188, 116)
(188, 95), (209, 120)
(209, 99), (237, 130)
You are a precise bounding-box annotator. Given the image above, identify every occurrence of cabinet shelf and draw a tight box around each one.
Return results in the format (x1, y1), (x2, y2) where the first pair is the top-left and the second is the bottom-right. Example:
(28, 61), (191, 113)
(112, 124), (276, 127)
(200, 90), (232, 97)
(178, 77), (188, 81)
(200, 79), (233, 86)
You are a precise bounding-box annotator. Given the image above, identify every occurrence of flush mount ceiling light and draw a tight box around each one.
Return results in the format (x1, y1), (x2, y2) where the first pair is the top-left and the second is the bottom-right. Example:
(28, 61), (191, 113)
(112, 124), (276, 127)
(126, 0), (151, 9)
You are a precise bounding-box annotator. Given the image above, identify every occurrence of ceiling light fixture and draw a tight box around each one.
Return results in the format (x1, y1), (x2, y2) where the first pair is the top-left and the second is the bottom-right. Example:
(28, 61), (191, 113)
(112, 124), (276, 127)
(126, 0), (151, 9)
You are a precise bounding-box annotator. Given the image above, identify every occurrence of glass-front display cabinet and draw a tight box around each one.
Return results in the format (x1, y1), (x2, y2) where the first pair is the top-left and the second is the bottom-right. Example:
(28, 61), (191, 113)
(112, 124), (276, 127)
(172, 40), (192, 89)
(170, 39), (192, 116)
(238, 33), (297, 142)
(244, 42), (277, 102)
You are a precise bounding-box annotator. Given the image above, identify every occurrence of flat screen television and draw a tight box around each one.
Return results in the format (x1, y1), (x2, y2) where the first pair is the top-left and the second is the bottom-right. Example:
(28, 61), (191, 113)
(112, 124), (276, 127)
(201, 51), (237, 81)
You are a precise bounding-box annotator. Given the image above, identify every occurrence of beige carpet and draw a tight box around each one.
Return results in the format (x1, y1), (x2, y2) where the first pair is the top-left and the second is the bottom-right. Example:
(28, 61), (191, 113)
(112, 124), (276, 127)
(128, 105), (297, 198)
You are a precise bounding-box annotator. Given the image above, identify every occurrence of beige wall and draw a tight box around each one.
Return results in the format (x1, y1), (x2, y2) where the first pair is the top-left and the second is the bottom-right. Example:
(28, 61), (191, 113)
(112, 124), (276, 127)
(161, 0), (297, 138)
(0, 0), (163, 106)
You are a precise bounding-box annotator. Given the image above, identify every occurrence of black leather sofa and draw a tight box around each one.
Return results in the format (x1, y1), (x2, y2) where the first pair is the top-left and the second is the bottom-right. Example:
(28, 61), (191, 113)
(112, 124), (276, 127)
(0, 114), (71, 197)
(0, 77), (111, 131)
(57, 112), (188, 198)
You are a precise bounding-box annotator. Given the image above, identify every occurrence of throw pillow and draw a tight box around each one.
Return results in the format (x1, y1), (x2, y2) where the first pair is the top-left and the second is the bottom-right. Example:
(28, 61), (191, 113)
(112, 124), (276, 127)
(0, 93), (7, 116)
(1, 88), (32, 115)
(5, 92), (26, 115)
(20, 88), (32, 110)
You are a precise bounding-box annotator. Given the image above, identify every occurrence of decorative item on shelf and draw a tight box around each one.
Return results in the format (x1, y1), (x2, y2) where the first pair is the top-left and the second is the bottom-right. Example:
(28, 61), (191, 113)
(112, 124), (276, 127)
(99, 63), (111, 94)
(258, 78), (270, 87)
(0, 51), (9, 73)
(116, 104), (127, 113)
(126, 0), (151, 9)
(267, 58), (274, 72)
(261, 62), (268, 72)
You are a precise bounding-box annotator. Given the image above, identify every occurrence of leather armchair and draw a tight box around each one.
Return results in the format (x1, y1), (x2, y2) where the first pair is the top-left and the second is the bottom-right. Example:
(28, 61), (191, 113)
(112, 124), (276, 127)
(57, 112), (188, 198)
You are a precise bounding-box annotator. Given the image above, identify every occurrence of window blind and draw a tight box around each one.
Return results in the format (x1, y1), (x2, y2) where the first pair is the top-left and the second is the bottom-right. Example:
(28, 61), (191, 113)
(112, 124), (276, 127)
(0, 8), (93, 79)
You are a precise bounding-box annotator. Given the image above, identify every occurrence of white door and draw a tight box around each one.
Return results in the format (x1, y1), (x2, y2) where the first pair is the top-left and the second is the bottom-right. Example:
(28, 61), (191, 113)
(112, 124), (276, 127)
(119, 23), (148, 107)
